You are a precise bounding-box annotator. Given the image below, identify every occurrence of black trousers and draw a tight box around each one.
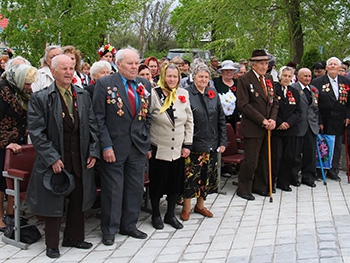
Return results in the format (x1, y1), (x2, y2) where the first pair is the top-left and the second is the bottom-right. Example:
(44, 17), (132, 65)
(272, 135), (296, 188)
(45, 175), (84, 249)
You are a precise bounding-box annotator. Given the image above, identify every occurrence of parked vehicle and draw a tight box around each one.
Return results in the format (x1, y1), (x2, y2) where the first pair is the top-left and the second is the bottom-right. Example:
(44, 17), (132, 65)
(167, 48), (211, 62)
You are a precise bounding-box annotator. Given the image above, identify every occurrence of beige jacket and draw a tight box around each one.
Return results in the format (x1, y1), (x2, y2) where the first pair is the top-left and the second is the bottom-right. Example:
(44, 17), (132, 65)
(150, 87), (193, 161)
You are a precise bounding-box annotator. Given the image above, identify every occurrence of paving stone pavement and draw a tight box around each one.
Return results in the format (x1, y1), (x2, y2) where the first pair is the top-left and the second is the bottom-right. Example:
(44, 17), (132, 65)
(1, 171), (350, 263)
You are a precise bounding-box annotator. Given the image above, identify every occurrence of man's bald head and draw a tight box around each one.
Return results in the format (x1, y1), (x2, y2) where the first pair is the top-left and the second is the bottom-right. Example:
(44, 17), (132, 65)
(297, 68), (312, 86)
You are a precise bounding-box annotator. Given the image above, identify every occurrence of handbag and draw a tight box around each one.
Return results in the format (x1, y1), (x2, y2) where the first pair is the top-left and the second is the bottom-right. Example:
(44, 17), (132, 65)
(316, 134), (335, 170)
(4, 215), (42, 244)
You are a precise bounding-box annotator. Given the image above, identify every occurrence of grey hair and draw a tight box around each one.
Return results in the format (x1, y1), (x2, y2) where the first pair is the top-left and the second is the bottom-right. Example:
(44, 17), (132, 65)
(278, 66), (294, 80)
(326, 57), (342, 66)
(90, 60), (112, 79)
(115, 46), (139, 62)
(5, 56), (31, 70)
(43, 45), (62, 67)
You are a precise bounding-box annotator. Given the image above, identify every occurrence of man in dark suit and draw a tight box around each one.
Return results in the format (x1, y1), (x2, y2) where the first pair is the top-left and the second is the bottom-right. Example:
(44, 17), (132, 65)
(236, 49), (279, 200)
(312, 57), (350, 181)
(291, 68), (319, 187)
(93, 47), (152, 245)
(27, 54), (100, 258)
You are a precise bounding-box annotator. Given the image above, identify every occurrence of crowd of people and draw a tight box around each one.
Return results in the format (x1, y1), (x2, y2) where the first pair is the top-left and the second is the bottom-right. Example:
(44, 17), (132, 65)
(0, 43), (350, 258)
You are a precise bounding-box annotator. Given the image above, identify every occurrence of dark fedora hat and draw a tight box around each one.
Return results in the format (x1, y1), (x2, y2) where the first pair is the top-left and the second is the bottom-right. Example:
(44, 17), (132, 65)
(250, 49), (269, 61)
(43, 168), (75, 196)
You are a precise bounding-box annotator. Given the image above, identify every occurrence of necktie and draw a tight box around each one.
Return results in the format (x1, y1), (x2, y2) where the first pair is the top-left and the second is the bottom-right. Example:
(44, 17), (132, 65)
(259, 75), (267, 97)
(65, 90), (73, 116)
(127, 80), (136, 117)
(304, 87), (311, 105)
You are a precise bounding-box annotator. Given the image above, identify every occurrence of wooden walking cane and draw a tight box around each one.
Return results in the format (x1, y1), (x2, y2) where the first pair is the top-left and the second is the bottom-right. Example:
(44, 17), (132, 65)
(344, 129), (350, 183)
(267, 130), (273, 203)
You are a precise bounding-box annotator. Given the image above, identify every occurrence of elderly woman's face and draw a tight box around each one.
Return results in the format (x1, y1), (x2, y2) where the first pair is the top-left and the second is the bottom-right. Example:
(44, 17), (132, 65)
(101, 52), (113, 63)
(47, 48), (62, 67)
(165, 68), (179, 89)
(193, 70), (210, 90)
(221, 69), (234, 79)
(138, 68), (152, 81)
(280, 69), (293, 87)
(148, 60), (158, 75)
(94, 67), (110, 81)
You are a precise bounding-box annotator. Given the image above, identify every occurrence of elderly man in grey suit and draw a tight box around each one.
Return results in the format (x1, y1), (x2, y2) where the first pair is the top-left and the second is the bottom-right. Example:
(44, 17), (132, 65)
(93, 47), (152, 245)
(291, 68), (319, 187)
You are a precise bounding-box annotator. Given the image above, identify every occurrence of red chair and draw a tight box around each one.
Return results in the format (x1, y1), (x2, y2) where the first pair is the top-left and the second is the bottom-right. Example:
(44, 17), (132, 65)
(2, 144), (36, 249)
(221, 123), (244, 171)
(235, 121), (244, 152)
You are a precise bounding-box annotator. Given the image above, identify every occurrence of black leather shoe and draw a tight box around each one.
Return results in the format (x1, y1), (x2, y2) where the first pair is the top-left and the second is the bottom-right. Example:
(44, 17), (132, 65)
(164, 215), (183, 229)
(62, 239), (93, 249)
(252, 189), (269, 196)
(277, 185), (292, 192)
(290, 181), (301, 187)
(102, 235), (115, 246)
(327, 175), (341, 182)
(301, 181), (316, 188)
(119, 229), (147, 239)
(237, 192), (255, 201)
(152, 216), (164, 229)
(46, 247), (60, 258)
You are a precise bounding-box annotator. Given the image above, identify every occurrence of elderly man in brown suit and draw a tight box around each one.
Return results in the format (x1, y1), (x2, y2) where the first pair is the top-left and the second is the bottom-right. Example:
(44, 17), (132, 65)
(236, 50), (279, 200)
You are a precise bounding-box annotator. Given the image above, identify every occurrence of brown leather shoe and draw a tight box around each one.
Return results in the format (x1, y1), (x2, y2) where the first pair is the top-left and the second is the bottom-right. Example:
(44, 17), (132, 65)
(194, 206), (213, 218)
(180, 210), (190, 221)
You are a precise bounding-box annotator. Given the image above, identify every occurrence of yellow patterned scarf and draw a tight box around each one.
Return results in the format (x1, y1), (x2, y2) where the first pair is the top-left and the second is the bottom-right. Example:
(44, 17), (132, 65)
(157, 64), (181, 114)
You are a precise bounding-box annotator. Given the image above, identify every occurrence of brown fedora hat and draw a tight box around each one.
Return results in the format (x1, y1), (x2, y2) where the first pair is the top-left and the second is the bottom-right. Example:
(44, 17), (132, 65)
(250, 49), (269, 61)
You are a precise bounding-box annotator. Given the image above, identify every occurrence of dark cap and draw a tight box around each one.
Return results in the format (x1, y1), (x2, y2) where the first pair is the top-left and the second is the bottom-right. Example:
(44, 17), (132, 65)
(250, 50), (269, 61)
(43, 168), (75, 196)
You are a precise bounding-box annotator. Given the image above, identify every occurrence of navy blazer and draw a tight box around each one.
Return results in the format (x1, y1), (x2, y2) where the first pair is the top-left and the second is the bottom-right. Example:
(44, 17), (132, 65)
(312, 74), (350, 135)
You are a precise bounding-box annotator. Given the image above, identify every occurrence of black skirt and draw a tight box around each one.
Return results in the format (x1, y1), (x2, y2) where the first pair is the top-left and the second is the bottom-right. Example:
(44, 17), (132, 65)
(148, 155), (185, 199)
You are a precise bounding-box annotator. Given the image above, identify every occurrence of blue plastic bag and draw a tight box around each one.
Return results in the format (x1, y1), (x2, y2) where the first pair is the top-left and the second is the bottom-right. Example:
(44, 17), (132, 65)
(316, 134), (335, 169)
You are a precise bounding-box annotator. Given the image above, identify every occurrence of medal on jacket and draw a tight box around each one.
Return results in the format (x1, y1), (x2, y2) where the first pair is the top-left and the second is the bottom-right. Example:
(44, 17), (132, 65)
(116, 96), (124, 116)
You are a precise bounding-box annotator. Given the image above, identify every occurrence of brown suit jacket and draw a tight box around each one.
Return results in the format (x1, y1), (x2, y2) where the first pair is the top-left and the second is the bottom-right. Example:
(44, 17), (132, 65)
(237, 70), (279, 138)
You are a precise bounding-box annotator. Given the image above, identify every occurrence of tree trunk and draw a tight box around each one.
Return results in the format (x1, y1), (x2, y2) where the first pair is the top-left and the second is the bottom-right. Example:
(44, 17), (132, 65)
(141, 1), (160, 58)
(285, 0), (304, 67)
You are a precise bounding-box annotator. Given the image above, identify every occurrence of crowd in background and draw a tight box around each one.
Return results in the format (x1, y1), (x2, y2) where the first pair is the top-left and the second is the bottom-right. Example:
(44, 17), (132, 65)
(1, 43), (350, 257)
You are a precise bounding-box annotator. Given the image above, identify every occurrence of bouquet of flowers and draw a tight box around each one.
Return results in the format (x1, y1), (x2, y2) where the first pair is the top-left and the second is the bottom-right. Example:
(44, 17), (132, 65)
(218, 90), (236, 116)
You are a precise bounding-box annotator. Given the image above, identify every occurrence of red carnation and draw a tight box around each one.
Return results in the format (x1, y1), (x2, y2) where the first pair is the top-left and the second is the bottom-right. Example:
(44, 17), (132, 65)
(178, 95), (186, 103)
(231, 86), (236, 92)
(265, 79), (272, 88)
(208, 90), (216, 99)
(286, 90), (292, 97)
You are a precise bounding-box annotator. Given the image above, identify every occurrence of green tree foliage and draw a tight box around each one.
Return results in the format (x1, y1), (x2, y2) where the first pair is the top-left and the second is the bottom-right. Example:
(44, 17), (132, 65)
(302, 48), (323, 72)
(0, 0), (140, 66)
(170, 0), (350, 67)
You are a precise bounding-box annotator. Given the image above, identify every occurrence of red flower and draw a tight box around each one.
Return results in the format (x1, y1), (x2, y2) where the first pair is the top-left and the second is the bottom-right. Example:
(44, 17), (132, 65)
(178, 95), (186, 103)
(136, 84), (145, 96)
(265, 79), (272, 88)
(286, 90), (292, 97)
(208, 90), (216, 99)
(231, 86), (236, 92)
(72, 77), (77, 84)
(345, 84), (350, 91)
(311, 87), (317, 93)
